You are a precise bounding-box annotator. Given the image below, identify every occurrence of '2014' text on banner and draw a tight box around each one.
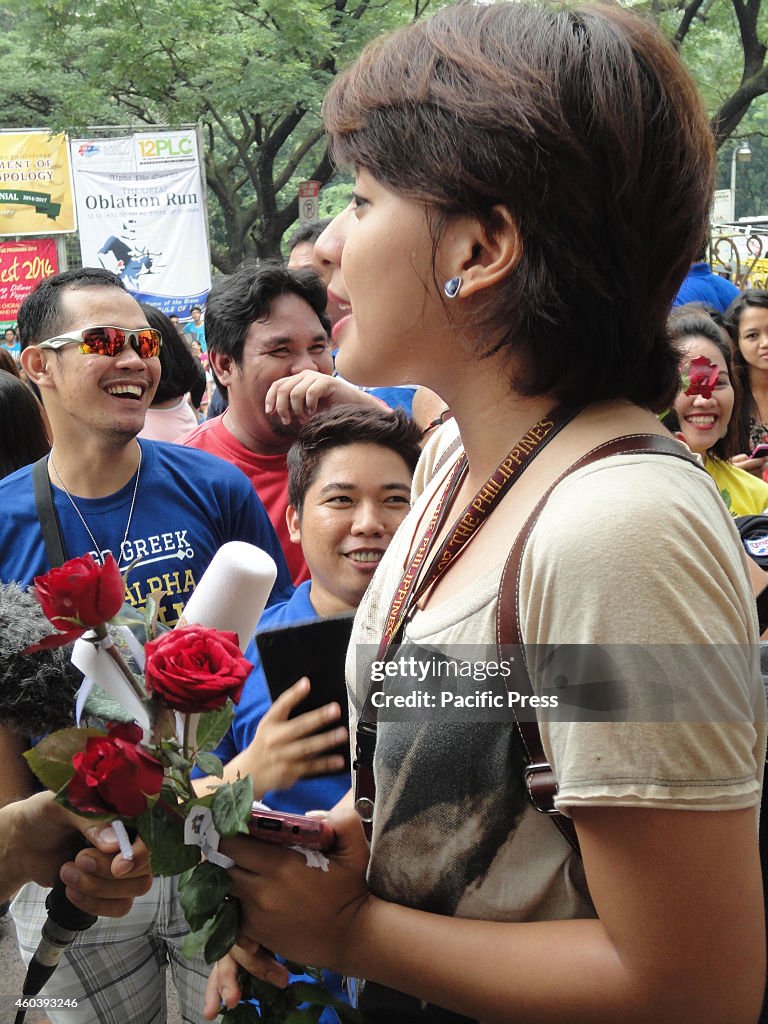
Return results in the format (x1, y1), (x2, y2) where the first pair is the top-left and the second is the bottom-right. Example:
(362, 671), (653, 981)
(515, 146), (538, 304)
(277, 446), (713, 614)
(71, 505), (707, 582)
(0, 239), (59, 324)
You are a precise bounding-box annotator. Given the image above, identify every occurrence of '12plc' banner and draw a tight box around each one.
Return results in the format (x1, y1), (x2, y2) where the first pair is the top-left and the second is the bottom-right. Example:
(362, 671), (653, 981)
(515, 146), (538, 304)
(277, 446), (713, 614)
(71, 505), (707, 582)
(70, 130), (211, 317)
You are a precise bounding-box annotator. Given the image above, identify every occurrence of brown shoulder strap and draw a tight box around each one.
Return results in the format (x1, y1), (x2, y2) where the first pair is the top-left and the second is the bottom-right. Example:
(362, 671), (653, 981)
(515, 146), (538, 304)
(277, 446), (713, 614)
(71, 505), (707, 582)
(497, 433), (699, 854)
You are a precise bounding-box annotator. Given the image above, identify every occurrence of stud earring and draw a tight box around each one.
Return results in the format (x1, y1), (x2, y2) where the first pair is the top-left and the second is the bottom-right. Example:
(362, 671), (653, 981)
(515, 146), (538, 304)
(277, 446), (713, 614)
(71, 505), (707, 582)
(443, 276), (462, 299)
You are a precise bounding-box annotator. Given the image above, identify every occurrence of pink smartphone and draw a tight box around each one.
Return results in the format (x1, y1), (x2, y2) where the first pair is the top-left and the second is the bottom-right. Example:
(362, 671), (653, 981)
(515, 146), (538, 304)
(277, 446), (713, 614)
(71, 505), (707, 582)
(750, 444), (768, 458)
(248, 809), (336, 851)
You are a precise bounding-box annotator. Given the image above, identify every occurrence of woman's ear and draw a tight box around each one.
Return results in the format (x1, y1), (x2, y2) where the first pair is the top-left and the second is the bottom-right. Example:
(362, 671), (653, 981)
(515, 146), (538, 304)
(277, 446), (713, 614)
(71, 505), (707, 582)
(286, 505), (302, 546)
(441, 205), (522, 299)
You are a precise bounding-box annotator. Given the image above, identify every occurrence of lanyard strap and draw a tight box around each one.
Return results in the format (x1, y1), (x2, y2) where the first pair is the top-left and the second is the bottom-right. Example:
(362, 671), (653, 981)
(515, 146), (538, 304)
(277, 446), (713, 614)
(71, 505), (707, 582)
(377, 402), (581, 660)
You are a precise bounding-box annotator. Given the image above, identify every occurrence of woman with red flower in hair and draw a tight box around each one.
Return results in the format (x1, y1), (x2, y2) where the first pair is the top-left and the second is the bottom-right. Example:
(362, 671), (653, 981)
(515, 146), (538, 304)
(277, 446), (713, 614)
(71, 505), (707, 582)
(664, 307), (768, 516)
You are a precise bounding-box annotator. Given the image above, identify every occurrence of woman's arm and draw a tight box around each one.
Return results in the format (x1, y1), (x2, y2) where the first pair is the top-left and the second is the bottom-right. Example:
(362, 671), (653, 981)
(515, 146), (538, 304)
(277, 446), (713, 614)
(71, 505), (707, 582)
(211, 802), (763, 1024)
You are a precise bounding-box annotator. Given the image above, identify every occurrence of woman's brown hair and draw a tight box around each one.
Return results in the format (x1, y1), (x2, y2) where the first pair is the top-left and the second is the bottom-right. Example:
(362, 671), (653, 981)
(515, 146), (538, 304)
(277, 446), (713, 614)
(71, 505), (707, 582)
(323, 1), (715, 412)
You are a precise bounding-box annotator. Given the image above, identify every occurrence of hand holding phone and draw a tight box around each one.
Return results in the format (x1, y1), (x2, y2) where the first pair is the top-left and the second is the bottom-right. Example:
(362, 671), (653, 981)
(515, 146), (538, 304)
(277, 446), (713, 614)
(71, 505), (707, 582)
(257, 615), (354, 774)
(750, 443), (768, 459)
(244, 678), (348, 797)
(248, 808), (336, 851)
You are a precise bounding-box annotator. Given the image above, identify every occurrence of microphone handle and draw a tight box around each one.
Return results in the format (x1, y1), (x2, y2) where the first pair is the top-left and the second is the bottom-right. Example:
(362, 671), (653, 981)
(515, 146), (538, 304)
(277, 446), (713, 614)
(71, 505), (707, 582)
(18, 838), (98, 1005)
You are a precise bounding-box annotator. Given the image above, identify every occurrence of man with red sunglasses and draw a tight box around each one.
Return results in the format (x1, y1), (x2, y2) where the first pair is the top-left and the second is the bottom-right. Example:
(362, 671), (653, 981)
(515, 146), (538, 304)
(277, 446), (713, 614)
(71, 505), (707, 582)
(0, 266), (293, 1024)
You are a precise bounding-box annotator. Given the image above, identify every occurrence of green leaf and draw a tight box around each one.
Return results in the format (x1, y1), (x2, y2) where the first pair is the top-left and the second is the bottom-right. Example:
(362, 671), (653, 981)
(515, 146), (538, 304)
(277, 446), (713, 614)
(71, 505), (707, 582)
(136, 800), (201, 876)
(288, 982), (363, 1021)
(178, 861), (232, 931)
(163, 747), (192, 771)
(181, 915), (215, 960)
(143, 589), (165, 639)
(23, 727), (104, 793)
(203, 897), (240, 963)
(194, 751), (224, 778)
(110, 605), (146, 627)
(195, 701), (235, 752)
(283, 1009), (322, 1023)
(211, 775), (253, 838)
(221, 1004), (262, 1023)
(181, 897), (239, 964)
(82, 685), (137, 724)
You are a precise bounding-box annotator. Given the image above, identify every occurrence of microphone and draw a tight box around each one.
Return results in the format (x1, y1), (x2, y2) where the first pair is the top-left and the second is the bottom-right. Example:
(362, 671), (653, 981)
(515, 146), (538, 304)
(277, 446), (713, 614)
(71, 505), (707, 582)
(15, 841), (98, 1023)
(0, 582), (90, 1021)
(179, 541), (277, 651)
(175, 541), (277, 748)
(0, 581), (82, 735)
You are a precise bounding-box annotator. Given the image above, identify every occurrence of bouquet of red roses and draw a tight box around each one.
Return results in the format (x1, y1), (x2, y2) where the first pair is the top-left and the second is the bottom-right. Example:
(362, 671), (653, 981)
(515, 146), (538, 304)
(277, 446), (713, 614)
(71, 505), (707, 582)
(22, 553), (359, 1024)
(25, 552), (254, 960)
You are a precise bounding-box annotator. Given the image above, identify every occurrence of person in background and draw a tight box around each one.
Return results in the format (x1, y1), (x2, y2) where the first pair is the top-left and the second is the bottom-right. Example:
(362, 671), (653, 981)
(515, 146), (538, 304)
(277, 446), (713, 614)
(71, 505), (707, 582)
(286, 221), (332, 271)
(206, 4), (765, 1023)
(727, 289), (768, 478)
(2, 266), (292, 1024)
(196, 404), (421, 804)
(169, 313), (184, 335)
(179, 261), (383, 585)
(664, 308), (768, 515)
(183, 305), (207, 352)
(138, 304), (206, 442)
(0, 345), (19, 377)
(1, 326), (21, 363)
(673, 241), (741, 311)
(0, 369), (50, 478)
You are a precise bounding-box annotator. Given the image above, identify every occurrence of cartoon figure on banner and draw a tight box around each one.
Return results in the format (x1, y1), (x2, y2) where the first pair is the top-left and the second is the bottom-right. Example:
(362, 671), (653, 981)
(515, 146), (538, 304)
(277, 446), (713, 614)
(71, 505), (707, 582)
(97, 218), (163, 291)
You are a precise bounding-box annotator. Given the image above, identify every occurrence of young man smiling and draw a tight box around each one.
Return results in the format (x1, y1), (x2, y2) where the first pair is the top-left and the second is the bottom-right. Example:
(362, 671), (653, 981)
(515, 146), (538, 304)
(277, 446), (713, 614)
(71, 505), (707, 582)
(179, 260), (384, 584)
(0, 267), (292, 1024)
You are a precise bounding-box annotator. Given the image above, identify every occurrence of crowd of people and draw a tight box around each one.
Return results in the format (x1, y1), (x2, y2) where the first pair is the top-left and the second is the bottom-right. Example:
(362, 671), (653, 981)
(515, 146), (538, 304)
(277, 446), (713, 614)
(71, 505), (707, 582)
(0, 2), (766, 1023)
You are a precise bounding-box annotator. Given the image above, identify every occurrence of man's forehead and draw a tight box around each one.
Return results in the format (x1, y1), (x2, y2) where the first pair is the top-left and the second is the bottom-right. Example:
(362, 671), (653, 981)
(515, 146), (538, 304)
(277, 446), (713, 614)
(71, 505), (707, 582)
(58, 285), (147, 329)
(245, 297), (328, 351)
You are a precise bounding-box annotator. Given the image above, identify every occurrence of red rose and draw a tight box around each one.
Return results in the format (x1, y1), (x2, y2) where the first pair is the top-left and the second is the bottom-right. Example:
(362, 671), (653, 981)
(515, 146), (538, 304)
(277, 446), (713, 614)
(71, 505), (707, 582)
(144, 625), (252, 713)
(34, 554), (125, 631)
(684, 355), (720, 400)
(67, 722), (164, 818)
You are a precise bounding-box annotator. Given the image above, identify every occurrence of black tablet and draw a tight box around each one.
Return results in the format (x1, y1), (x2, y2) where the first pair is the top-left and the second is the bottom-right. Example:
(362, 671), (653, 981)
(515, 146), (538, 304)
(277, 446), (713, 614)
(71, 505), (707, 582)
(256, 612), (355, 772)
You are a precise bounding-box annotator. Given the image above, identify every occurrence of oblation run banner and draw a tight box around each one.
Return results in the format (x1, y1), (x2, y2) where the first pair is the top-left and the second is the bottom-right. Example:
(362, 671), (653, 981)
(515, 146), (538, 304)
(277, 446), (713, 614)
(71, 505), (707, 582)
(0, 239), (59, 329)
(0, 132), (76, 235)
(70, 130), (211, 317)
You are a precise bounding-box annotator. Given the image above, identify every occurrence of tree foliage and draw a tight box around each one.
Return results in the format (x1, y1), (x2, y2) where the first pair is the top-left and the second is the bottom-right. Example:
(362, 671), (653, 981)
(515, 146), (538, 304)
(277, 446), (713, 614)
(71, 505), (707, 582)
(0, 0), (426, 269)
(632, 0), (768, 145)
(0, 0), (766, 259)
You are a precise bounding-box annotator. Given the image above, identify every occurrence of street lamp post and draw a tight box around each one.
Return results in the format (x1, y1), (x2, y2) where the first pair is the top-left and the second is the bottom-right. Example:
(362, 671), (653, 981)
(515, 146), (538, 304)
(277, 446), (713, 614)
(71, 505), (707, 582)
(730, 141), (752, 221)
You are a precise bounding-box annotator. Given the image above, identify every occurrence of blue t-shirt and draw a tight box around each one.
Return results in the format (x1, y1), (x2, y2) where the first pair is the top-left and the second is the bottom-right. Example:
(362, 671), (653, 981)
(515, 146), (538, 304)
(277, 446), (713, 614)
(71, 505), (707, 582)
(0, 439), (293, 626)
(183, 321), (207, 352)
(673, 263), (741, 312)
(366, 385), (417, 416)
(0, 340), (20, 362)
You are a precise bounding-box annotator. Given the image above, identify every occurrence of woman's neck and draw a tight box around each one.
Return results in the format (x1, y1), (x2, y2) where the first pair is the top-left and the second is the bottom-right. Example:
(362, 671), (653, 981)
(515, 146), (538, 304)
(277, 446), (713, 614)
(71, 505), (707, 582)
(748, 368), (768, 421)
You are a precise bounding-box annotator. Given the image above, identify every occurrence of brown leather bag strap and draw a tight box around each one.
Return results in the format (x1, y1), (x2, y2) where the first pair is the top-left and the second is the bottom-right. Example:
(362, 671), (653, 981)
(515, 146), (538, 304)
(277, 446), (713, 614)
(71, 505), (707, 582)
(497, 433), (700, 854)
